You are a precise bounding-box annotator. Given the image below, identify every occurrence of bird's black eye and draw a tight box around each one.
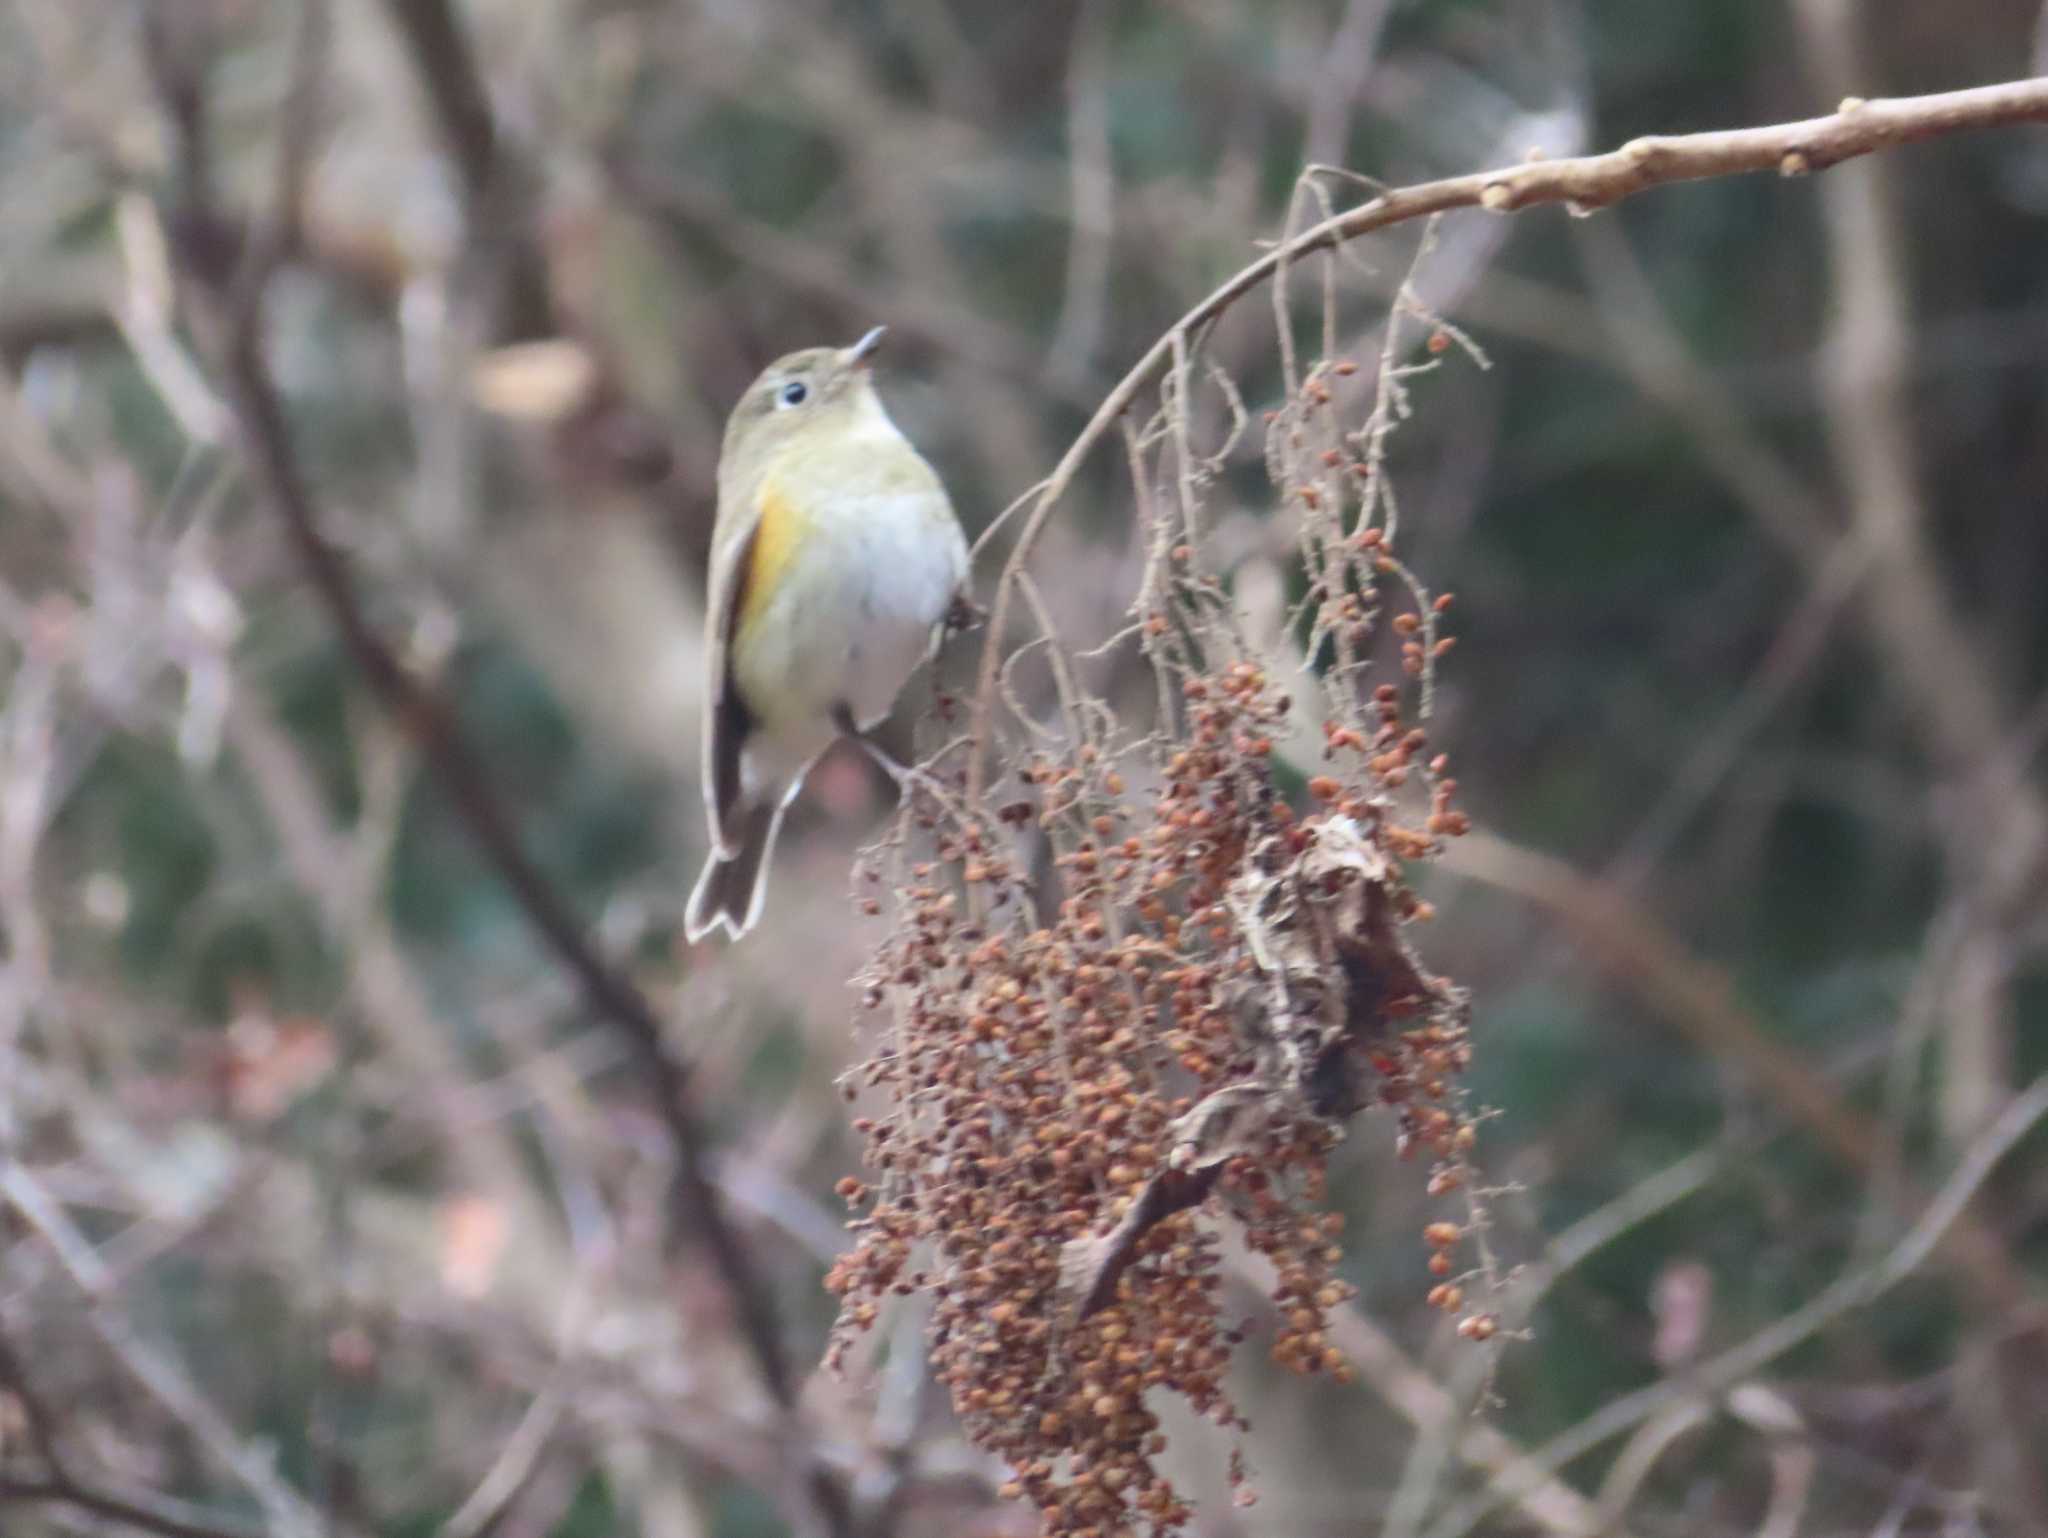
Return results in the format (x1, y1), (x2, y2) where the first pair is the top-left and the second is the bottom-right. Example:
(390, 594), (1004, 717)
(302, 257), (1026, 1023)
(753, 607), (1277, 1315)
(777, 380), (808, 408)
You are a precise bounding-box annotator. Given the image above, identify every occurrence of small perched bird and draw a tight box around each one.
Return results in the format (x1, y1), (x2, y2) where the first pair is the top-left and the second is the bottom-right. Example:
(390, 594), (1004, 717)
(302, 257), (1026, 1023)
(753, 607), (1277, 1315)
(686, 328), (969, 942)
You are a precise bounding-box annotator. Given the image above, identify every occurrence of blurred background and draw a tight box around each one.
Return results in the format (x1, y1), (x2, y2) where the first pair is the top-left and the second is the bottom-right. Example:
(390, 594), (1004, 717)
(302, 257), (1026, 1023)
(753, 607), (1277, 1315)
(2, 1), (2046, 1535)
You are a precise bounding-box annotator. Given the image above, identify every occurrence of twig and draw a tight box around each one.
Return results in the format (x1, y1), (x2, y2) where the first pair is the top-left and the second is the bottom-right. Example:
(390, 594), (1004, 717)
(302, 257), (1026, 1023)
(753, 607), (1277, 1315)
(111, 194), (229, 444)
(1295, 1292), (1621, 1538)
(607, 157), (1090, 407)
(1600, 541), (1868, 893)
(377, 0), (552, 342)
(1590, 1399), (1714, 1533)
(157, 7), (855, 1529)
(221, 691), (562, 1270)
(0, 1332), (260, 1538)
(1442, 830), (2040, 1315)
(1420, 1071), (2048, 1538)
(437, 1386), (568, 1538)
(1570, 217), (1836, 566)
(0, 1473), (260, 1538)
(1793, 8), (2042, 1174)
(0, 1165), (326, 1538)
(965, 74), (2048, 802)
(1045, 0), (1114, 387)
(211, 308), (857, 1534)
(1377, 1143), (1732, 1538)
(1304, 0), (1394, 170)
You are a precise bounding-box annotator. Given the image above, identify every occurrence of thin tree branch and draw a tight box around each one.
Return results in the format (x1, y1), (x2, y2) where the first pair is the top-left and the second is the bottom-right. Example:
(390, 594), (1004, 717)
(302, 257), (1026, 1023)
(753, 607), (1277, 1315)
(211, 311), (853, 1536)
(967, 73), (2048, 801)
(1045, 0), (1114, 387)
(1268, 1139), (1730, 1538)
(0, 1335), (261, 1538)
(606, 155), (1080, 399)
(221, 688), (563, 1272)
(1794, 1), (2040, 1100)
(120, 8), (865, 1530)
(376, 0), (553, 342)
(1442, 829), (2040, 1316)
(1793, 23), (2047, 1531)
(1309, 1299), (1622, 1538)
(1375, 1144), (1737, 1538)
(1422, 1072), (2048, 1538)
(137, 11), (848, 1528)
(0, 1473), (261, 1538)
(0, 1167), (327, 1538)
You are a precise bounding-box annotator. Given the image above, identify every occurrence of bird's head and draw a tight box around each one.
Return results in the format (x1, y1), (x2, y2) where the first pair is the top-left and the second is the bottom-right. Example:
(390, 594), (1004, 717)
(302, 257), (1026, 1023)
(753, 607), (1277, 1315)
(721, 327), (890, 479)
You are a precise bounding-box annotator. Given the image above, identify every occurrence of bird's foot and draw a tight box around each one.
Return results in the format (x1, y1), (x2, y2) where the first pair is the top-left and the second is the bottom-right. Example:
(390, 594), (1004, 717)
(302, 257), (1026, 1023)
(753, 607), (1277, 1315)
(944, 591), (987, 637)
(834, 704), (958, 808)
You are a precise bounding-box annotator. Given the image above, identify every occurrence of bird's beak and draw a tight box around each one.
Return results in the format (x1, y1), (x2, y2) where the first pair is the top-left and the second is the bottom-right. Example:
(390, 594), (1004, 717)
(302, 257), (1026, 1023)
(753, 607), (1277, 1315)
(845, 326), (886, 368)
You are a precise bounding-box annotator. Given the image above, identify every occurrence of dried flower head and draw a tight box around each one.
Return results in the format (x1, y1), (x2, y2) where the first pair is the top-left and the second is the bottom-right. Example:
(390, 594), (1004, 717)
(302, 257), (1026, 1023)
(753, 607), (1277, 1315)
(829, 220), (1496, 1535)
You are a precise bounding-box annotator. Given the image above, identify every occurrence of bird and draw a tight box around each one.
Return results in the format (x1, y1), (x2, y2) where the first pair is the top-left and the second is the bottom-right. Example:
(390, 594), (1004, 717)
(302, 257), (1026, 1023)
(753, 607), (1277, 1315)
(685, 327), (970, 942)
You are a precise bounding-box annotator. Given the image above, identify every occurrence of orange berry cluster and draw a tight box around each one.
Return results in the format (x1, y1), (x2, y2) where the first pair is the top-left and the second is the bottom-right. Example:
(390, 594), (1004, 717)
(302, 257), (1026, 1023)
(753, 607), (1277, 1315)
(826, 643), (1480, 1534)
(827, 350), (1486, 1533)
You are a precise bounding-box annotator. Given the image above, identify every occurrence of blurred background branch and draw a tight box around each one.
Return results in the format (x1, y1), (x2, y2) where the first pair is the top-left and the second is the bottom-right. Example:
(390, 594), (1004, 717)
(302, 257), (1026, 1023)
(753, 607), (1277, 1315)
(1, 0), (2044, 1533)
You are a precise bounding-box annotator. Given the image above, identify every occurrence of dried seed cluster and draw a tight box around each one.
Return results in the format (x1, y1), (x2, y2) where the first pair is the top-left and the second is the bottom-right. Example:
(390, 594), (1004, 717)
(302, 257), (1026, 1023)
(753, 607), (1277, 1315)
(829, 350), (1486, 1534)
(829, 660), (1481, 1534)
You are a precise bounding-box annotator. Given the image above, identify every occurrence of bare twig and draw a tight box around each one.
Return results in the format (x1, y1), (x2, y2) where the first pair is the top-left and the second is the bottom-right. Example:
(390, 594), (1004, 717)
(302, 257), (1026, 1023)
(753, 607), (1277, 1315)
(1290, 1153), (1736, 1538)
(0, 1331), (261, 1538)
(1794, 5), (2040, 1099)
(436, 1384), (568, 1538)
(608, 157), (1077, 399)
(211, 308), (856, 1535)
(0, 1472), (260, 1538)
(1045, 0), (1114, 387)
(1421, 1071), (2048, 1538)
(1589, 1399), (1713, 1532)
(1377, 1143), (1733, 1538)
(967, 75), (2048, 800)
(376, 0), (552, 341)
(1601, 542), (1868, 893)
(1794, 22), (2046, 1528)
(221, 691), (564, 1277)
(1310, 1301), (1623, 1538)
(1304, 0), (1394, 170)
(0, 1166), (327, 1538)
(1442, 829), (2039, 1315)
(163, 11), (847, 1525)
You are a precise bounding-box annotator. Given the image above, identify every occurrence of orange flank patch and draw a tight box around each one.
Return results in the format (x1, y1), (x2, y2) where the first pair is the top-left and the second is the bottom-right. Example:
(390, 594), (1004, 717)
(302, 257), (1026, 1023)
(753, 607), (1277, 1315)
(737, 478), (811, 642)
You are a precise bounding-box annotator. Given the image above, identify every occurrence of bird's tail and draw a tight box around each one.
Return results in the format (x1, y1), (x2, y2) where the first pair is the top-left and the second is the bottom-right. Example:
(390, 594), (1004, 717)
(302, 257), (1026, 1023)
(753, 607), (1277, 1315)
(685, 800), (786, 942)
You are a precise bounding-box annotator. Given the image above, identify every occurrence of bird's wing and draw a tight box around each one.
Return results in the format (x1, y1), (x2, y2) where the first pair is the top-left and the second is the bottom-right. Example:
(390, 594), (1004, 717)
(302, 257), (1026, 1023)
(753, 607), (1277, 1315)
(701, 471), (772, 858)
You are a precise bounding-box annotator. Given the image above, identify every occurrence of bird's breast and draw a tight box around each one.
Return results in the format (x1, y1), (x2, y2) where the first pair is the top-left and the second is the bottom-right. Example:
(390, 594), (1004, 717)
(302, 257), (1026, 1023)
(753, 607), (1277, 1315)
(731, 466), (966, 740)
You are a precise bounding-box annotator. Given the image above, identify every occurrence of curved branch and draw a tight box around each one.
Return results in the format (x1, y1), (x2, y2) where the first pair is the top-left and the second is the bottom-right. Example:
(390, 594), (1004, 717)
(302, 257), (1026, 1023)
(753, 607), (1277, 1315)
(0, 1287), (269, 1538)
(966, 74), (2048, 799)
(1423, 1072), (2048, 1538)
(0, 1476), (259, 1538)
(1443, 829), (2040, 1316)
